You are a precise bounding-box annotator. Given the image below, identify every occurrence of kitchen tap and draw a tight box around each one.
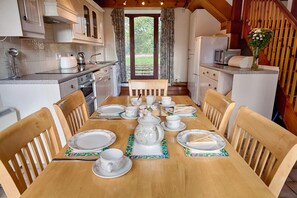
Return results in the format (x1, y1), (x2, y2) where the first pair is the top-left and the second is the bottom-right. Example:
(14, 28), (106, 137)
(8, 48), (19, 79)
(89, 53), (102, 64)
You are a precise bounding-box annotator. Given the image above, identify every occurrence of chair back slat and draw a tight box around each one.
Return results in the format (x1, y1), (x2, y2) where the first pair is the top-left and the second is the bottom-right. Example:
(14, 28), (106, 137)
(202, 89), (235, 137)
(0, 108), (62, 197)
(229, 106), (297, 197)
(128, 79), (168, 96)
(53, 90), (89, 141)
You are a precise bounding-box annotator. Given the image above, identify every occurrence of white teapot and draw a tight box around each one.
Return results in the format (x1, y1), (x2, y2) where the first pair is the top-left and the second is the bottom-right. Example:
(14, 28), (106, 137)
(134, 113), (164, 146)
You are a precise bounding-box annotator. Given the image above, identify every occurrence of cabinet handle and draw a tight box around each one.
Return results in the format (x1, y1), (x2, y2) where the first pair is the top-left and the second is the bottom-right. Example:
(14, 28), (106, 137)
(213, 73), (216, 76)
(206, 71), (209, 74)
(214, 87), (217, 90)
(208, 84), (211, 87)
(23, 16), (28, 21)
(202, 72), (205, 74)
(71, 85), (74, 89)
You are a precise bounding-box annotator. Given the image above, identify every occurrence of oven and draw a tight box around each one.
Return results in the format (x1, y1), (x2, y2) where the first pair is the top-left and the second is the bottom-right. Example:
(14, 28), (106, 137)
(78, 73), (96, 116)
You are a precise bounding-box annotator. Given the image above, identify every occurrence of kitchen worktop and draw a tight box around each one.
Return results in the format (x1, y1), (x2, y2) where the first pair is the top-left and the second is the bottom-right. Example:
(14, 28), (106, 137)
(201, 64), (279, 75)
(0, 61), (117, 84)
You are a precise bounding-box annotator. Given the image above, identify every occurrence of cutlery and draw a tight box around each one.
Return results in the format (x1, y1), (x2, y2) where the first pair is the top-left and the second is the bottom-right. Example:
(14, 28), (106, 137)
(137, 93), (141, 101)
(53, 158), (98, 162)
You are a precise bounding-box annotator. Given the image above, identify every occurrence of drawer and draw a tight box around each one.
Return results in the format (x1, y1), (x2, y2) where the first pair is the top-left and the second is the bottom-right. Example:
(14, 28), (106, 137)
(200, 67), (219, 81)
(59, 78), (79, 98)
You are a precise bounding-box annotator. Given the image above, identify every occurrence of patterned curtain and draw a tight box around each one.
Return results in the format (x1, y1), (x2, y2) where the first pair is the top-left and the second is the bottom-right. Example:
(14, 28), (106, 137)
(111, 8), (126, 82)
(160, 8), (174, 83)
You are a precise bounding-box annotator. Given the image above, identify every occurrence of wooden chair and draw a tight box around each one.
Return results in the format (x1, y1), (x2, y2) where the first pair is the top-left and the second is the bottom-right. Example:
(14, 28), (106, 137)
(229, 106), (297, 197)
(202, 89), (235, 137)
(128, 79), (168, 96)
(53, 90), (89, 141)
(0, 108), (62, 198)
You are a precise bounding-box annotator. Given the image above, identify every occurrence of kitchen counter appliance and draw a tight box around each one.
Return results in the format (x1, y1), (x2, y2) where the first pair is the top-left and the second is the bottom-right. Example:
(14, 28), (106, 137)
(78, 73), (96, 115)
(214, 49), (241, 65)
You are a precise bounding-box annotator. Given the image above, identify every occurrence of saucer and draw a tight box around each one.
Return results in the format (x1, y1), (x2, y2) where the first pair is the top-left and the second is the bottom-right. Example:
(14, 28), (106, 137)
(161, 101), (175, 107)
(120, 112), (138, 120)
(92, 156), (132, 179)
(161, 121), (186, 132)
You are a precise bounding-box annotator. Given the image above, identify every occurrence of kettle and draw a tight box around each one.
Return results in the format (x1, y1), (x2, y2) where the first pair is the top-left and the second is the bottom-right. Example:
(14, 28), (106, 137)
(77, 52), (86, 65)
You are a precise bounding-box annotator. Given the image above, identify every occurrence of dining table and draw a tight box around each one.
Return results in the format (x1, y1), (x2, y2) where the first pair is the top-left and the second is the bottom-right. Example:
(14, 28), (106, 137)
(21, 95), (274, 198)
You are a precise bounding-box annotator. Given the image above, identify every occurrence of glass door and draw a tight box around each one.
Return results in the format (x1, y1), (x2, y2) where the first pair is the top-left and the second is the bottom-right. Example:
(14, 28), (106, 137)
(125, 14), (160, 80)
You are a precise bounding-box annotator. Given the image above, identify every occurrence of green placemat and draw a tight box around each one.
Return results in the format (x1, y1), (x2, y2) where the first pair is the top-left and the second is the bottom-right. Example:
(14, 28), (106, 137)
(125, 134), (169, 159)
(65, 147), (107, 156)
(184, 147), (229, 157)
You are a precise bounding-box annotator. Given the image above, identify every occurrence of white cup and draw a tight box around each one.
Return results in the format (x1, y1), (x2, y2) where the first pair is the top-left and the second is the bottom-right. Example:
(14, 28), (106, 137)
(162, 96), (172, 106)
(146, 95), (156, 105)
(131, 97), (142, 106)
(166, 115), (181, 129)
(125, 106), (138, 117)
(99, 148), (124, 173)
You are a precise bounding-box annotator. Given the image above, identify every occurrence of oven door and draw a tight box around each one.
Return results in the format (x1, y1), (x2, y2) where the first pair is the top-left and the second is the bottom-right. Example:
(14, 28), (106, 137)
(85, 93), (96, 116)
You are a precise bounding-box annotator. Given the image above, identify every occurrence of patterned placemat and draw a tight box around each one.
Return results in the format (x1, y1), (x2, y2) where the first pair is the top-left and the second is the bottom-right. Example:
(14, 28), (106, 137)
(65, 147), (107, 157)
(125, 134), (169, 159)
(90, 112), (122, 120)
(184, 147), (229, 157)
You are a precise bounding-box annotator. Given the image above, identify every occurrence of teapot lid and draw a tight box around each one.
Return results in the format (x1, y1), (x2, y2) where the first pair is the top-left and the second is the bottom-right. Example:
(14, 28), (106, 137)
(137, 114), (161, 125)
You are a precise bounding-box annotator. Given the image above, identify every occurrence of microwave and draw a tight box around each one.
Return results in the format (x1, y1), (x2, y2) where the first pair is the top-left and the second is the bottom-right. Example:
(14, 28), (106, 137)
(214, 49), (241, 65)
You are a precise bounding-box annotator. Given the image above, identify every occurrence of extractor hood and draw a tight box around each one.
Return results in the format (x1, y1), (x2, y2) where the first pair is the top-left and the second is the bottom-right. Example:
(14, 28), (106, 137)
(44, 0), (78, 24)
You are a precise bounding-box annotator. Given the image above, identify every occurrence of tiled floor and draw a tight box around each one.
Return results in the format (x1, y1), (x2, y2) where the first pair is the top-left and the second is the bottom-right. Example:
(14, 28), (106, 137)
(0, 163), (297, 198)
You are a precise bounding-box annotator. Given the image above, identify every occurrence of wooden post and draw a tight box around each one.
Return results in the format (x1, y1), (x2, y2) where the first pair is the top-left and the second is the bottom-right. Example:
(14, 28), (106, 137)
(229, 0), (243, 49)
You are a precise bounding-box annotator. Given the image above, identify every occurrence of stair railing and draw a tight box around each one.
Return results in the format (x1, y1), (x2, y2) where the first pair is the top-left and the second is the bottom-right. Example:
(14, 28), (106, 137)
(243, 0), (297, 112)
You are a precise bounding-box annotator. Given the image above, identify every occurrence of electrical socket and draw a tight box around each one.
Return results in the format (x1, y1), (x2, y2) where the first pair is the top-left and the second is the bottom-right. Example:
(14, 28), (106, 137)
(55, 53), (61, 60)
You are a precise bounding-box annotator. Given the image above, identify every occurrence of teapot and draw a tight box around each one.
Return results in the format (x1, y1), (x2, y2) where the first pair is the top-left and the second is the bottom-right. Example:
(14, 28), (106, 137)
(134, 113), (164, 146)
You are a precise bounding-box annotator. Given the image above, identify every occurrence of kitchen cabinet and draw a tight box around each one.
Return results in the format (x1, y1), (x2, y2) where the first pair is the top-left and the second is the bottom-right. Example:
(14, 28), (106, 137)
(53, 0), (104, 45)
(0, 77), (79, 145)
(0, 0), (45, 38)
(199, 65), (279, 134)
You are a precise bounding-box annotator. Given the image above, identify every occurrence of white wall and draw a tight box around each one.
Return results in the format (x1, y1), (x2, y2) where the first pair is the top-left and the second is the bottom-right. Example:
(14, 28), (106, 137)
(103, 8), (117, 61)
(174, 8), (191, 82)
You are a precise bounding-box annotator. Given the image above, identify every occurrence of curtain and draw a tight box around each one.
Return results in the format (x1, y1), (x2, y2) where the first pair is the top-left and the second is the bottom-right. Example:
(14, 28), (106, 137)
(160, 8), (174, 83)
(111, 8), (126, 82)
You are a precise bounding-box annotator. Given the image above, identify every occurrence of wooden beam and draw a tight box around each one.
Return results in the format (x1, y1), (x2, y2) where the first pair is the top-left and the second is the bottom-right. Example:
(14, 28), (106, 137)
(292, 0), (297, 18)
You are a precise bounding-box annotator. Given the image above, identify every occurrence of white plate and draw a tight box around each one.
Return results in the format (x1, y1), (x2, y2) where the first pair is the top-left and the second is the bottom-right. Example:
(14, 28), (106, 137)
(176, 129), (225, 151)
(92, 156), (132, 178)
(161, 101), (176, 107)
(97, 105), (126, 114)
(165, 106), (197, 115)
(161, 121), (186, 132)
(68, 129), (116, 150)
(120, 112), (138, 120)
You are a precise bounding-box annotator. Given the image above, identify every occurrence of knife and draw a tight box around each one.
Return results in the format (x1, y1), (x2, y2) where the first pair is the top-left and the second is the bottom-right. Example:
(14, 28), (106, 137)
(52, 158), (98, 162)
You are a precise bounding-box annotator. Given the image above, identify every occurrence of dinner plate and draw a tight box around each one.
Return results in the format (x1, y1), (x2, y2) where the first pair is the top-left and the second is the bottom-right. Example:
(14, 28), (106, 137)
(165, 105), (197, 115)
(176, 129), (225, 151)
(161, 121), (186, 132)
(97, 105), (126, 114)
(68, 129), (116, 150)
(92, 156), (132, 178)
(120, 112), (138, 120)
(160, 101), (176, 107)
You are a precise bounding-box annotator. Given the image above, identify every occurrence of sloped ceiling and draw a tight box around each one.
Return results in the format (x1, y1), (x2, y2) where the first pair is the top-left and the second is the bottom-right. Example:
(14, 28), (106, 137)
(95, 0), (232, 23)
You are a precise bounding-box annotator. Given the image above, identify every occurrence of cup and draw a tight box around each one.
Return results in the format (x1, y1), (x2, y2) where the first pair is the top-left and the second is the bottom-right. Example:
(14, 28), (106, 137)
(99, 148), (124, 173)
(125, 106), (138, 117)
(146, 95), (156, 105)
(165, 115), (181, 129)
(162, 96), (172, 106)
(131, 97), (142, 106)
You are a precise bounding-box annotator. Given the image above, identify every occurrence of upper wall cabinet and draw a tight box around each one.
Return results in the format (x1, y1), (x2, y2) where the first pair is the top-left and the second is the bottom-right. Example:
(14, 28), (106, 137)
(53, 0), (104, 45)
(0, 0), (45, 39)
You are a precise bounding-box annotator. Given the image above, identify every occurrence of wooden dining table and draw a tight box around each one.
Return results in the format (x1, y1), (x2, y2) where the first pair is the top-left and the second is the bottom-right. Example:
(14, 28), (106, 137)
(21, 96), (274, 198)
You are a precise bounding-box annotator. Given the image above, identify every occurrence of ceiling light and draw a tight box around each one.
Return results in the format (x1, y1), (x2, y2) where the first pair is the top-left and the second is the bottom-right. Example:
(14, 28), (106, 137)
(160, 0), (164, 5)
(123, 0), (127, 5)
(142, 1), (145, 5)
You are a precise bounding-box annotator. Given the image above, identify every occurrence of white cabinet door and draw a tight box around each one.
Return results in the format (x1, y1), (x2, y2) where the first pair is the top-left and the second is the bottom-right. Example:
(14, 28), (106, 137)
(18, 0), (45, 38)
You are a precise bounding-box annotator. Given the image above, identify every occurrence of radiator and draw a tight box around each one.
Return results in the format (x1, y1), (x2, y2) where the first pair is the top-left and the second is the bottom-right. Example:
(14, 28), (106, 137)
(0, 107), (18, 131)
